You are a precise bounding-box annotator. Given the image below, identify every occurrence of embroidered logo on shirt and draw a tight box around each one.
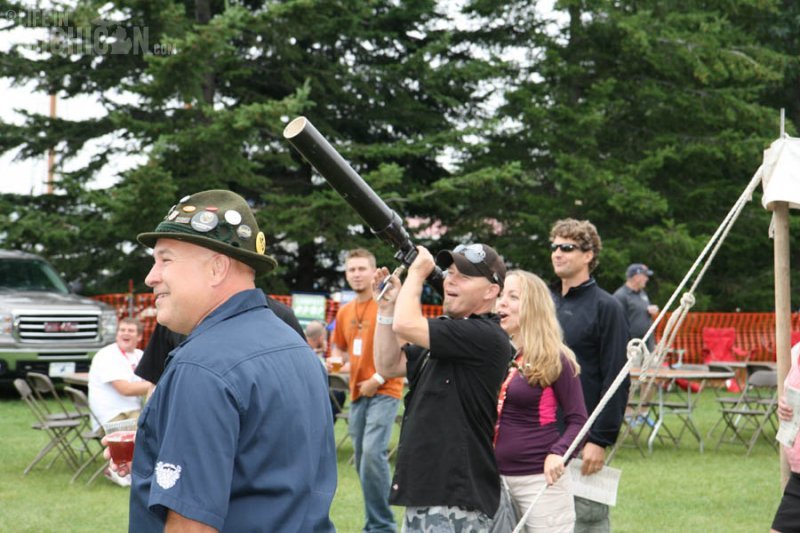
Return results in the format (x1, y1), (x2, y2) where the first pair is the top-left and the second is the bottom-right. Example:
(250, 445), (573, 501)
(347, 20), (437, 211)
(155, 462), (182, 489)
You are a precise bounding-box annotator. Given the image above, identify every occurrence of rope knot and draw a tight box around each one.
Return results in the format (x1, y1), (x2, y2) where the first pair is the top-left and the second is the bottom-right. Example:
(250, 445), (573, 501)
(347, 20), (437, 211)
(680, 293), (696, 307)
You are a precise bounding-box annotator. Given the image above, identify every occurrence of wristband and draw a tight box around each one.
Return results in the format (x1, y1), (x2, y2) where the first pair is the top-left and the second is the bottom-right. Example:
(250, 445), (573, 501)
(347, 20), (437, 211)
(371, 372), (386, 385)
(376, 314), (394, 325)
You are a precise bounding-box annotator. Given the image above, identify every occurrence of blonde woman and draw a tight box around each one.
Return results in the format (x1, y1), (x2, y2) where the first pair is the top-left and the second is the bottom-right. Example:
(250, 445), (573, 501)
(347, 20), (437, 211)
(494, 270), (587, 532)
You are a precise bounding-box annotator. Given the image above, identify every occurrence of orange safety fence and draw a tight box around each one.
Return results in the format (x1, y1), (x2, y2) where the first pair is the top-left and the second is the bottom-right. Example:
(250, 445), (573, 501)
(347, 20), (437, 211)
(654, 312), (800, 364)
(92, 293), (444, 350)
(92, 293), (800, 363)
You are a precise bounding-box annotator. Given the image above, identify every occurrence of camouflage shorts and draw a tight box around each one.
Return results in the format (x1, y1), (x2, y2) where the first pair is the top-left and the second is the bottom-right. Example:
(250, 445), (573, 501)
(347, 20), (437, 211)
(403, 506), (491, 533)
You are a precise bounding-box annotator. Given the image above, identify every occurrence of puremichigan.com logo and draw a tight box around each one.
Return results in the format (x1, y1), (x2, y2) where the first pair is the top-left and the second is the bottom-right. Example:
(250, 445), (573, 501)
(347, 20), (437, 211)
(2, 9), (175, 56)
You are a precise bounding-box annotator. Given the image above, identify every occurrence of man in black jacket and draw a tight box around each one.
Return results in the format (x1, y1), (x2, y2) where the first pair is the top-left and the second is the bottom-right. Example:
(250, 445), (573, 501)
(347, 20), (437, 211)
(549, 218), (630, 533)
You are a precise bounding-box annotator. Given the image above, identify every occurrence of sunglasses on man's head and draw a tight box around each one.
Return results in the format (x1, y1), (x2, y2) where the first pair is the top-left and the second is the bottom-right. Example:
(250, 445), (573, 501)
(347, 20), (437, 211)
(453, 244), (501, 284)
(454, 244), (486, 264)
(550, 243), (584, 253)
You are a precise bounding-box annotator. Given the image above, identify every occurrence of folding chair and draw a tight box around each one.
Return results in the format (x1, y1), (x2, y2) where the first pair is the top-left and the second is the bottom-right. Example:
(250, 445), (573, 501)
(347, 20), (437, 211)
(328, 374), (351, 451)
(701, 327), (750, 364)
(656, 364), (708, 450)
(26, 371), (92, 457)
(702, 327), (752, 392)
(62, 386), (108, 484)
(714, 370), (778, 455)
(14, 379), (83, 474)
(608, 380), (652, 461)
(26, 372), (87, 425)
(704, 362), (742, 439)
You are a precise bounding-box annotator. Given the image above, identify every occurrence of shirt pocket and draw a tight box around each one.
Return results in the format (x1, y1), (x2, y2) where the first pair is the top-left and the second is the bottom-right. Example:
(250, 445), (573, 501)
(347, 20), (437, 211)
(131, 398), (156, 477)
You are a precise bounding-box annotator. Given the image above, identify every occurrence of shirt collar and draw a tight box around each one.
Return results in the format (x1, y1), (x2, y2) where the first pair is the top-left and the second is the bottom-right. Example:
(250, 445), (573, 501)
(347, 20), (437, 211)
(190, 288), (267, 339)
(166, 289), (267, 365)
(551, 277), (597, 297)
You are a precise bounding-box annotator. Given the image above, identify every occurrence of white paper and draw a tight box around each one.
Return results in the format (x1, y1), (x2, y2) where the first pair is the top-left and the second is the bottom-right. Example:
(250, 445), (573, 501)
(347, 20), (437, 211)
(776, 385), (800, 448)
(568, 459), (622, 507)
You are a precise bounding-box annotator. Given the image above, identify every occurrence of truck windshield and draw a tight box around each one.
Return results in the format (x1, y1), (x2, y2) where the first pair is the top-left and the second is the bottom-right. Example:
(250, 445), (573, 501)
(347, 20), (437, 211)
(0, 259), (70, 294)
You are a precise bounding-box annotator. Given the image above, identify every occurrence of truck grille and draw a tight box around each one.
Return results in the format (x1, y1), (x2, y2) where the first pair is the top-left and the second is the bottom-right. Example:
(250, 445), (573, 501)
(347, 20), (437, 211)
(15, 313), (100, 343)
(16, 360), (92, 375)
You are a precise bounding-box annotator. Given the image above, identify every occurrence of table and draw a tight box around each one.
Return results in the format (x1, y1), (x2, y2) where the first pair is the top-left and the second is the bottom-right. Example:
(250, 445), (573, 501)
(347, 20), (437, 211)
(62, 372), (89, 386)
(705, 360), (776, 390)
(630, 366), (735, 453)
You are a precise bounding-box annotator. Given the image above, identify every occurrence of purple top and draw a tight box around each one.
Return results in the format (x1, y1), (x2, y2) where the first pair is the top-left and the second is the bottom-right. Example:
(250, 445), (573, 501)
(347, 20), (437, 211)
(495, 355), (588, 475)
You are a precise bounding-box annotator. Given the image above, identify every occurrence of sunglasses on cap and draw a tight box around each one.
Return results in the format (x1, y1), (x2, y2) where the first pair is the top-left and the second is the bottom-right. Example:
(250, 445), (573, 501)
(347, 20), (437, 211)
(452, 244), (501, 285)
(550, 243), (586, 253)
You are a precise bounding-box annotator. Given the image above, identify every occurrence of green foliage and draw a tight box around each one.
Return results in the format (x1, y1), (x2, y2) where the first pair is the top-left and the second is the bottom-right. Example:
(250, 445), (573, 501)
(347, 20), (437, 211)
(465, 0), (800, 308)
(0, 0), (799, 308)
(0, 0), (494, 295)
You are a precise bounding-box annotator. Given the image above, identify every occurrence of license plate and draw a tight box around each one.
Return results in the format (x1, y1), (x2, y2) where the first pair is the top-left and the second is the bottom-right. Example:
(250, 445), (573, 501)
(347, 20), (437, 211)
(49, 362), (76, 377)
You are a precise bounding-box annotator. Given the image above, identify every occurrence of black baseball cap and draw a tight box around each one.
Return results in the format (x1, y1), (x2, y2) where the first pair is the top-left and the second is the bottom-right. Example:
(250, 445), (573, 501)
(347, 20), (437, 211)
(435, 243), (506, 288)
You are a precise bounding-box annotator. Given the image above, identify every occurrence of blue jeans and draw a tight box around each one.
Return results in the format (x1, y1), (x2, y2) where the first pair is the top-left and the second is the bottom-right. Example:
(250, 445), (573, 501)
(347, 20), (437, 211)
(349, 393), (400, 533)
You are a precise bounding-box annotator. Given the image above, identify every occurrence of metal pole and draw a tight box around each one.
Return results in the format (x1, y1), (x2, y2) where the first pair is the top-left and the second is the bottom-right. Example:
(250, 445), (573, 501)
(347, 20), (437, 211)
(128, 279), (135, 318)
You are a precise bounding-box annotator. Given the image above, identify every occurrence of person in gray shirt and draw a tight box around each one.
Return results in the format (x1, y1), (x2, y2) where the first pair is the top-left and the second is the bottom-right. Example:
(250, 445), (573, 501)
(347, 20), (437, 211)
(613, 263), (658, 351)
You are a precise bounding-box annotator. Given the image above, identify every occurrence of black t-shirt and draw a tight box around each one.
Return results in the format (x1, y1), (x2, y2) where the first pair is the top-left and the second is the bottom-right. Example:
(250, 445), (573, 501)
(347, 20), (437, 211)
(389, 313), (512, 517)
(135, 295), (306, 384)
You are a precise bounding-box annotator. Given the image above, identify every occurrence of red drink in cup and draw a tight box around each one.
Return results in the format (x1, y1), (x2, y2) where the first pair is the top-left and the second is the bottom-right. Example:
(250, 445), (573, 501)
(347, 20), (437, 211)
(107, 431), (136, 464)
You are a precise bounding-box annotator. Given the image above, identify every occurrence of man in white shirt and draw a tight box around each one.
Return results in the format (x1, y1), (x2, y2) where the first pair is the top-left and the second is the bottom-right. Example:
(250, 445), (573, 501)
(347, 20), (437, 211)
(88, 317), (151, 431)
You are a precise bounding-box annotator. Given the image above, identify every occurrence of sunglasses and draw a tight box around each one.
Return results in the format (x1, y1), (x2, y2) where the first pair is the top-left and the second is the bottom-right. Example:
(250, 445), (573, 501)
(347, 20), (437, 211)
(550, 243), (585, 253)
(453, 244), (501, 284)
(454, 244), (486, 263)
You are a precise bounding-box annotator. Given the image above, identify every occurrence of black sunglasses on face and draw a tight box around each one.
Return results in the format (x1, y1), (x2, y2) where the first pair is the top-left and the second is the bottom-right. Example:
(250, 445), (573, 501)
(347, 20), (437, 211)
(550, 243), (584, 253)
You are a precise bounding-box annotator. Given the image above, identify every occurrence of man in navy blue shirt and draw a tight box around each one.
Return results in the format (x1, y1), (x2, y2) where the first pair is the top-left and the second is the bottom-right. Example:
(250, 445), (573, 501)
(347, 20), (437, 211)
(109, 190), (336, 532)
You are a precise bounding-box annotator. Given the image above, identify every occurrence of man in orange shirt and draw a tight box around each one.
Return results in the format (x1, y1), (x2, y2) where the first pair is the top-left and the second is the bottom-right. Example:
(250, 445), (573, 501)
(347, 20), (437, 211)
(332, 248), (403, 533)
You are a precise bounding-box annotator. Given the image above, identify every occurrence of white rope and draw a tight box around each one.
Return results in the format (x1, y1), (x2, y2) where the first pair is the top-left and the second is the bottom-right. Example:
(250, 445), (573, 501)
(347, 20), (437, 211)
(510, 165), (764, 532)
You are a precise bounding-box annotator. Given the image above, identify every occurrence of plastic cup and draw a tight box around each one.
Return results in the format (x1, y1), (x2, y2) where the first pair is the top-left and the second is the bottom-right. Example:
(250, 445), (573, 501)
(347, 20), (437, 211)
(328, 356), (343, 373)
(103, 418), (138, 465)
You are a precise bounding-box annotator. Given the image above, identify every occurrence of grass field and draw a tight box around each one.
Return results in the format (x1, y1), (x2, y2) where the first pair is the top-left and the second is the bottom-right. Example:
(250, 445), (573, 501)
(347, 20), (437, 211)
(0, 386), (783, 532)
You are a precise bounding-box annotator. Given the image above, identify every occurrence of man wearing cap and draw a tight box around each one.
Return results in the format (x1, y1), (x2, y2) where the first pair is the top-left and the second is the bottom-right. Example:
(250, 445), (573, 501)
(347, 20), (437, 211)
(118, 190), (336, 532)
(374, 243), (512, 531)
(614, 264), (659, 352)
(549, 218), (629, 533)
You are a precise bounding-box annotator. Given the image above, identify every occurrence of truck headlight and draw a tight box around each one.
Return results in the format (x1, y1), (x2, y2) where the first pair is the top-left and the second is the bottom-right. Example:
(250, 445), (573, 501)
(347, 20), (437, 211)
(0, 311), (12, 339)
(100, 309), (118, 341)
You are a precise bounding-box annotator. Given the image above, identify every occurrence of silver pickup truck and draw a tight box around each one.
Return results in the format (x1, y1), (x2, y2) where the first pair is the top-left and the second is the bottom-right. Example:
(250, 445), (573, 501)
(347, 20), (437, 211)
(0, 249), (118, 380)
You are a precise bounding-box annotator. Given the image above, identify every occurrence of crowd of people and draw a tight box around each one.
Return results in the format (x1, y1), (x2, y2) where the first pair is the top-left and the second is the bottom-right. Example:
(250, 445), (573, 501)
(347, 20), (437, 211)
(85, 187), (793, 532)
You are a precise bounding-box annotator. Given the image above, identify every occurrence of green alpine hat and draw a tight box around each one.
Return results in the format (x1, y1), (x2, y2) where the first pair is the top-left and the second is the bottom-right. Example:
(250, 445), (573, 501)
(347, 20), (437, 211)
(137, 189), (278, 276)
